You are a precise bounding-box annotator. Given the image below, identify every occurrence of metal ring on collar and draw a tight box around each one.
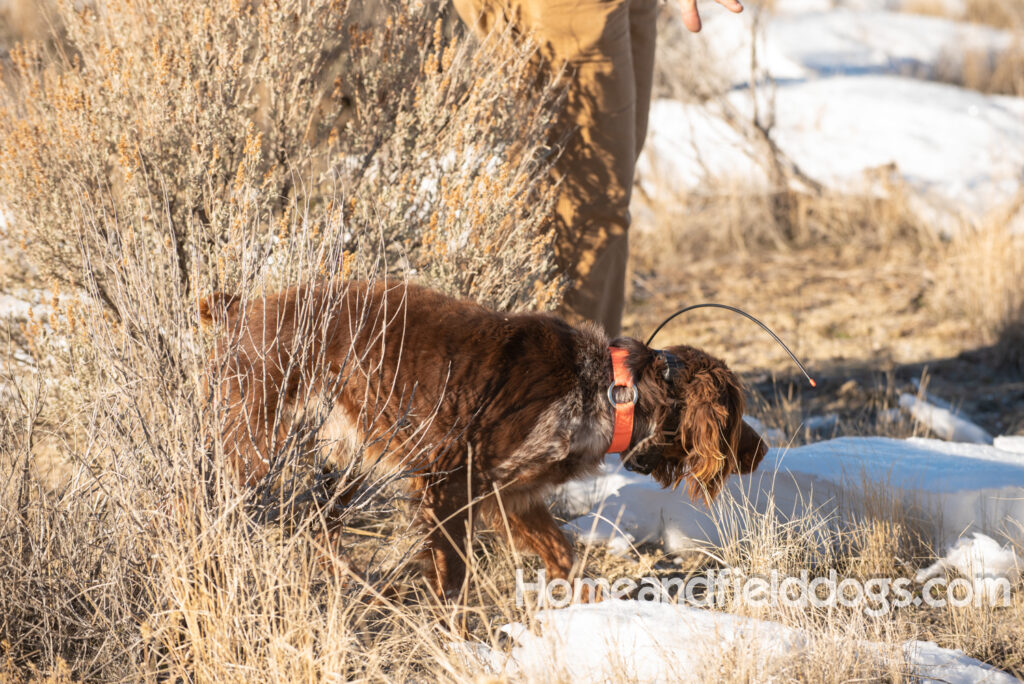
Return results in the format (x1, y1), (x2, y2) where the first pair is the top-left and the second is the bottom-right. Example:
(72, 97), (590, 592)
(607, 383), (638, 407)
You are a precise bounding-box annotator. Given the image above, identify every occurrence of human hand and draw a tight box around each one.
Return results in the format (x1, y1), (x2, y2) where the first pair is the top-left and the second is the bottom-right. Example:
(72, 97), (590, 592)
(678, 0), (743, 33)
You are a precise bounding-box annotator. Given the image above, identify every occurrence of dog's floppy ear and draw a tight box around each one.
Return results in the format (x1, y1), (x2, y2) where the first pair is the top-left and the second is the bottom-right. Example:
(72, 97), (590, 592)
(197, 292), (241, 327)
(653, 362), (745, 502)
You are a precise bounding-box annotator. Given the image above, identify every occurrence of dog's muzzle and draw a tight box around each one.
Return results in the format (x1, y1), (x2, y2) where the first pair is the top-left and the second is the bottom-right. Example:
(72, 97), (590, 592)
(623, 449), (664, 475)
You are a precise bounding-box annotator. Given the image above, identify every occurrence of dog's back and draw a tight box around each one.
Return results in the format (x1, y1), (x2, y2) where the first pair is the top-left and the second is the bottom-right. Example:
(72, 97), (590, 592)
(200, 279), (599, 486)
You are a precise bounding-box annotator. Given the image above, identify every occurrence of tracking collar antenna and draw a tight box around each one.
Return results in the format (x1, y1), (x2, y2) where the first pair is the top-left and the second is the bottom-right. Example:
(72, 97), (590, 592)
(646, 303), (816, 388)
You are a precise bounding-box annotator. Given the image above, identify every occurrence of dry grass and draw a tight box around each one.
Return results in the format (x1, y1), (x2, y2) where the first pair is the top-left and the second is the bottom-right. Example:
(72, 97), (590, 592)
(744, 371), (927, 447)
(901, 0), (1024, 96)
(901, 0), (1024, 27)
(676, 478), (1024, 678)
(631, 174), (938, 271)
(942, 202), (1024, 371)
(962, 0), (1024, 27)
(899, 0), (970, 19)
(3, 328), (1023, 682)
(925, 38), (1024, 97)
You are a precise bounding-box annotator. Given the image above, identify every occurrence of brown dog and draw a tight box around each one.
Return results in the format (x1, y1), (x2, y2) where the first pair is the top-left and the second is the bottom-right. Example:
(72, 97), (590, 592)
(200, 279), (765, 598)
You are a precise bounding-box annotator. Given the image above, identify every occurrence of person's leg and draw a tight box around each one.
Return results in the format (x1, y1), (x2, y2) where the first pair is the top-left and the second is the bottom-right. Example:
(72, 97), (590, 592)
(630, 0), (658, 161)
(517, 0), (635, 337)
(562, 234), (629, 338)
(454, 0), (649, 337)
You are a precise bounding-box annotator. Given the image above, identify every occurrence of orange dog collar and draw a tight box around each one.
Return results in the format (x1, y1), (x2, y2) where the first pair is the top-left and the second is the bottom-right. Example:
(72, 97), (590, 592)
(606, 347), (637, 454)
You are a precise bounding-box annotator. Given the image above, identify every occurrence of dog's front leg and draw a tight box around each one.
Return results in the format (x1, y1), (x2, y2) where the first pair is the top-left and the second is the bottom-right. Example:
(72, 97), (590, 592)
(418, 478), (472, 601)
(502, 504), (575, 587)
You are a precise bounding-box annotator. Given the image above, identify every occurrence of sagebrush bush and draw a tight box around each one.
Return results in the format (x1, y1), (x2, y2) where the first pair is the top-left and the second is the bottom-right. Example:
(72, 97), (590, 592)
(0, 0), (561, 313)
(0, 0), (565, 678)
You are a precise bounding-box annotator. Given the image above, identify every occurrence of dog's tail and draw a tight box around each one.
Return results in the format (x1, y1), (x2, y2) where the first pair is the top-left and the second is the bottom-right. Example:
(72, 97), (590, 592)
(197, 292), (241, 326)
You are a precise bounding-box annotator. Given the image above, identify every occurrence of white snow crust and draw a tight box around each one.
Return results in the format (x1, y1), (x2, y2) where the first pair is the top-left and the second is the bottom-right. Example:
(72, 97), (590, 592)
(558, 436), (1024, 555)
(457, 600), (1020, 683)
(916, 532), (1022, 603)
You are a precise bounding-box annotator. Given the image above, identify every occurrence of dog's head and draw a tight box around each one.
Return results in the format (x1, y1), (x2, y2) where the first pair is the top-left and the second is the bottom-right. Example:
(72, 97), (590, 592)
(617, 342), (766, 502)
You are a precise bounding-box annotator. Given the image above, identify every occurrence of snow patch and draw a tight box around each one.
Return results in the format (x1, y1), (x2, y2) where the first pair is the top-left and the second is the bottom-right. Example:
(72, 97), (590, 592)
(0, 292), (49, 320)
(639, 2), (1024, 230)
(457, 600), (1018, 683)
(703, 7), (1014, 87)
(0, 294), (34, 319)
(557, 437), (1024, 555)
(898, 393), (994, 444)
(804, 413), (839, 433)
(993, 436), (1024, 455)
(638, 78), (1024, 230)
(915, 533), (1022, 603)
(563, 512), (637, 558)
(742, 416), (787, 445)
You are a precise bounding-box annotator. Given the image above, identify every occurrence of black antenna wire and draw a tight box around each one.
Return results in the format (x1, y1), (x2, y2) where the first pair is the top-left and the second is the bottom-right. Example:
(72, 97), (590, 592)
(646, 303), (817, 388)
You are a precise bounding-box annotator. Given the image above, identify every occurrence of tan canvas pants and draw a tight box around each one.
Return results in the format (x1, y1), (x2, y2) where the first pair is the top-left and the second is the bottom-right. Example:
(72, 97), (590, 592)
(452, 0), (657, 337)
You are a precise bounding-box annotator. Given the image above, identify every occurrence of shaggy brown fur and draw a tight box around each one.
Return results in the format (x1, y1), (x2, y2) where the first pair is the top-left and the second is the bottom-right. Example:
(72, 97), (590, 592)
(199, 280), (766, 598)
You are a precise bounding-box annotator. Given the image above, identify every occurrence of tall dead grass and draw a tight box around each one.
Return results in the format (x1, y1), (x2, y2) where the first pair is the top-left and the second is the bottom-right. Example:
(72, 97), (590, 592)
(632, 173), (938, 270)
(902, 0), (1024, 27)
(686, 478), (1023, 678)
(962, 0), (1024, 27)
(945, 202), (1024, 370)
(935, 41), (1024, 97)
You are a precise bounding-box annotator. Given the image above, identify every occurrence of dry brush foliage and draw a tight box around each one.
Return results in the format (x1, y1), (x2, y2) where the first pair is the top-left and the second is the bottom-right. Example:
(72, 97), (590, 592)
(0, 0), (561, 313)
(0, 0), (565, 679)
